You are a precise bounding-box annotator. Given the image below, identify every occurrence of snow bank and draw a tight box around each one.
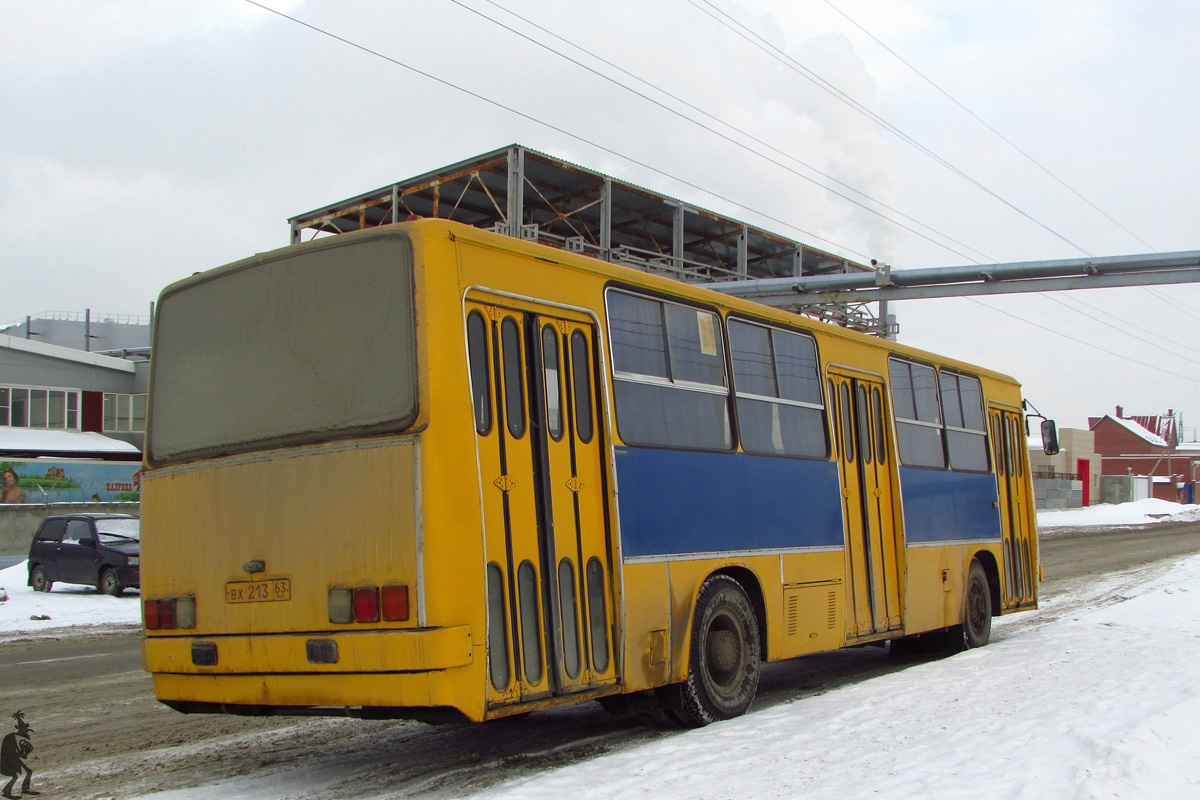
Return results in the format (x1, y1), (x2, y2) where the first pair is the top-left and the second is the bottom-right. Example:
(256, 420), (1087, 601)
(0, 560), (141, 637)
(1038, 498), (1200, 529)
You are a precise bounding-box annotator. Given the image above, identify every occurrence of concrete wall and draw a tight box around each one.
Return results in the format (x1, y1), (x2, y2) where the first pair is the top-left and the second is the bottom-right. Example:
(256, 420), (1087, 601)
(0, 502), (139, 555)
(1033, 478), (1083, 511)
(1100, 475), (1152, 505)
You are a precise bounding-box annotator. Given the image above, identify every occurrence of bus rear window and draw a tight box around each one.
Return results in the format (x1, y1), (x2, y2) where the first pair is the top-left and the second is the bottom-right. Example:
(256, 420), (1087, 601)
(147, 233), (418, 465)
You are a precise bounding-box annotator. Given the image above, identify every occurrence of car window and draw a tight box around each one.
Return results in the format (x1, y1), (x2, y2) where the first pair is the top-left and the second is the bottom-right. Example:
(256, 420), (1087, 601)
(35, 519), (67, 542)
(95, 518), (140, 543)
(61, 519), (93, 545)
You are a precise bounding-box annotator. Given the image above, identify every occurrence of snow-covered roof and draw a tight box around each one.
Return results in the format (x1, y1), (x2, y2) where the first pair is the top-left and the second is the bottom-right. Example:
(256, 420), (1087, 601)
(0, 428), (139, 454)
(1103, 415), (1170, 448)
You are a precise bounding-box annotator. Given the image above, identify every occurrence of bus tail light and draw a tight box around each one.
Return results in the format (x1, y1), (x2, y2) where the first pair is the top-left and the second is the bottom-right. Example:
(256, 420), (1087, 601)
(159, 599), (177, 630)
(328, 585), (407, 624)
(328, 588), (353, 624)
(381, 585), (409, 621)
(353, 586), (380, 623)
(176, 596), (197, 629)
(144, 597), (196, 630)
(144, 598), (160, 630)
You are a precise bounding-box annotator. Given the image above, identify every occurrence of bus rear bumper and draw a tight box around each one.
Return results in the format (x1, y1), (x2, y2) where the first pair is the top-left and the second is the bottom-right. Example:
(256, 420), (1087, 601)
(144, 625), (473, 674)
(145, 626), (480, 720)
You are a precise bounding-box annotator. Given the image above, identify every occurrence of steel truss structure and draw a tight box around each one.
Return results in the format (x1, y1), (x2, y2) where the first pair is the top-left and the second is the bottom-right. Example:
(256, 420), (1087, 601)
(288, 144), (887, 333)
(290, 144), (1200, 339)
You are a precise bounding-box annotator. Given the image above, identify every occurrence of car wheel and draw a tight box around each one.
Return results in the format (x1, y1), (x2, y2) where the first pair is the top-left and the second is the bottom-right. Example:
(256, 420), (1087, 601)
(30, 565), (52, 593)
(100, 568), (123, 597)
(673, 575), (761, 727)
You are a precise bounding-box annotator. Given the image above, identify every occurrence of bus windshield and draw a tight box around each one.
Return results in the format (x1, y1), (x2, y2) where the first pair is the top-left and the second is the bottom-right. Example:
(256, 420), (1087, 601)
(147, 233), (418, 465)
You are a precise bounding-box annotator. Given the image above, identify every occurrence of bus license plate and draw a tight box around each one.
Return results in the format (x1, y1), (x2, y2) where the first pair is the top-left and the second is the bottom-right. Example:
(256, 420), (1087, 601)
(225, 579), (291, 603)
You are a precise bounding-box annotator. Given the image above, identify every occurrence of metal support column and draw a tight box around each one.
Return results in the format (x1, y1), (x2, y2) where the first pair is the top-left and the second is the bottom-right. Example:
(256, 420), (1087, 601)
(506, 146), (525, 238)
(600, 178), (612, 259)
(737, 226), (749, 278)
(673, 205), (685, 273)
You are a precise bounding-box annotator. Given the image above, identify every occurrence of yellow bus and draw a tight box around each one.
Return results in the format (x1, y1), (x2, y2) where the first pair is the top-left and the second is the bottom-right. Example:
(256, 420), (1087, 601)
(141, 219), (1043, 725)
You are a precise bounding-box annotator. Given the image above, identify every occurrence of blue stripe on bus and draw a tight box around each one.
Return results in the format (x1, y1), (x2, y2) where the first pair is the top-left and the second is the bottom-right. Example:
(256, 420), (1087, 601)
(898, 467), (1002, 544)
(613, 447), (844, 558)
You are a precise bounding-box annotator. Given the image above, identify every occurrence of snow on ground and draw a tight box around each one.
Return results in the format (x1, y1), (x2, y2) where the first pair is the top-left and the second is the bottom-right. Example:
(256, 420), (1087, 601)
(467, 555), (1200, 800)
(0, 560), (141, 638)
(4, 500), (1200, 798)
(1038, 498), (1200, 530)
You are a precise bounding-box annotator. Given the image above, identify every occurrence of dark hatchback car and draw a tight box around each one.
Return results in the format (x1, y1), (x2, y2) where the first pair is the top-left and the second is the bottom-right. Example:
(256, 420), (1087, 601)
(27, 513), (140, 596)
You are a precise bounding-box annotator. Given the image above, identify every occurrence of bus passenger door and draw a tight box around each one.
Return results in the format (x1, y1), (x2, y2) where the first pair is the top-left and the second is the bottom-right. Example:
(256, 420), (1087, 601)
(537, 318), (616, 694)
(990, 406), (1036, 609)
(829, 371), (904, 640)
(466, 300), (616, 711)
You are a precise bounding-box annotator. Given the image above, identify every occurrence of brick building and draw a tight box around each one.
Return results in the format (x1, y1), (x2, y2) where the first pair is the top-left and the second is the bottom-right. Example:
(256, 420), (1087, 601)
(1088, 406), (1200, 503)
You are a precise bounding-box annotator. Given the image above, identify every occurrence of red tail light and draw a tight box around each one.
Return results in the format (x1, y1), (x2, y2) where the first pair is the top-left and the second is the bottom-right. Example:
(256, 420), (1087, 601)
(159, 598), (178, 629)
(352, 586), (380, 623)
(381, 585), (410, 621)
(144, 598), (161, 630)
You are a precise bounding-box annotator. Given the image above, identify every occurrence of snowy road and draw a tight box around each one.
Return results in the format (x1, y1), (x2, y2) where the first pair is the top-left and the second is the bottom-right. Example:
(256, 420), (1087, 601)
(1, 507), (1198, 799)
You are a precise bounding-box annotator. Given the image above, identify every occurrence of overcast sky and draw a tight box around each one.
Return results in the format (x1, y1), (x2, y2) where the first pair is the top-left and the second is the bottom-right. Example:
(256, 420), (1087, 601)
(3, 1), (1198, 432)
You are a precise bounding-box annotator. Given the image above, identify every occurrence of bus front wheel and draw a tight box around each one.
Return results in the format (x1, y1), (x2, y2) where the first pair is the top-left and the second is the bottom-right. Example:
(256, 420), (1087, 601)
(675, 575), (761, 726)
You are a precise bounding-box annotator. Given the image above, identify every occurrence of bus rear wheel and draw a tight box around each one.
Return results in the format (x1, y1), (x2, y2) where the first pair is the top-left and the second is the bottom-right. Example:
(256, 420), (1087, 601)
(962, 558), (992, 649)
(674, 575), (761, 727)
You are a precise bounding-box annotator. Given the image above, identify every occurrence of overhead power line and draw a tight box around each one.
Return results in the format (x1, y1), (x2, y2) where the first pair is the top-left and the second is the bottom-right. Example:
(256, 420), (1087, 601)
(241, 0), (868, 260)
(1045, 294), (1200, 365)
(247, 0), (1195, 365)
(462, 0), (995, 264)
(821, 0), (1157, 252)
(689, 0), (1094, 257)
(966, 297), (1200, 386)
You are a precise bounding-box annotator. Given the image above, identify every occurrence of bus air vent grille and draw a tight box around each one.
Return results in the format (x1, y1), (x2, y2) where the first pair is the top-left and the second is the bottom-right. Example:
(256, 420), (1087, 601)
(785, 591), (799, 636)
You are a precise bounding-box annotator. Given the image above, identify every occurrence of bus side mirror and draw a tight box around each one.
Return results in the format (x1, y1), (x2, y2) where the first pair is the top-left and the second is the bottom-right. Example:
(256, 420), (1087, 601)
(1041, 420), (1060, 456)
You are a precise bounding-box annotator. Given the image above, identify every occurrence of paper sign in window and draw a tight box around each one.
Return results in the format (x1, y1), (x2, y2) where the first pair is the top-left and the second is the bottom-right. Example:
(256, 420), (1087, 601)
(696, 311), (717, 356)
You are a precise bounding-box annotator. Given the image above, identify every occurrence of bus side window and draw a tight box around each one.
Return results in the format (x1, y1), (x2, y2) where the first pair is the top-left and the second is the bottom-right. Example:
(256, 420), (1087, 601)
(940, 371), (989, 472)
(467, 311), (492, 435)
(856, 384), (872, 464)
(888, 358), (946, 469)
(872, 387), (887, 464)
(571, 331), (594, 443)
(728, 319), (828, 459)
(607, 289), (731, 451)
(828, 380), (838, 459)
(542, 325), (563, 441)
(993, 416), (1006, 475)
(839, 382), (855, 463)
(501, 318), (526, 439)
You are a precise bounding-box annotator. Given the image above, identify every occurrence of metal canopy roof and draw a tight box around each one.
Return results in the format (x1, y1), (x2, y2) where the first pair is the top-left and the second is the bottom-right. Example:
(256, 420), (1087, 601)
(288, 145), (883, 330)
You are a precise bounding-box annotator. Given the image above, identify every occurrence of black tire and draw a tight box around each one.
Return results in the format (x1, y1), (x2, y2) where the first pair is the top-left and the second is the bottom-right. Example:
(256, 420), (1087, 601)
(100, 568), (123, 597)
(674, 575), (761, 727)
(30, 564), (52, 593)
(962, 558), (992, 649)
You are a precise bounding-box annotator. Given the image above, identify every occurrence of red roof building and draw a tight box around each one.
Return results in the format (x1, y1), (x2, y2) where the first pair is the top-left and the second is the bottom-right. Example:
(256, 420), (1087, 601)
(1088, 406), (1198, 503)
